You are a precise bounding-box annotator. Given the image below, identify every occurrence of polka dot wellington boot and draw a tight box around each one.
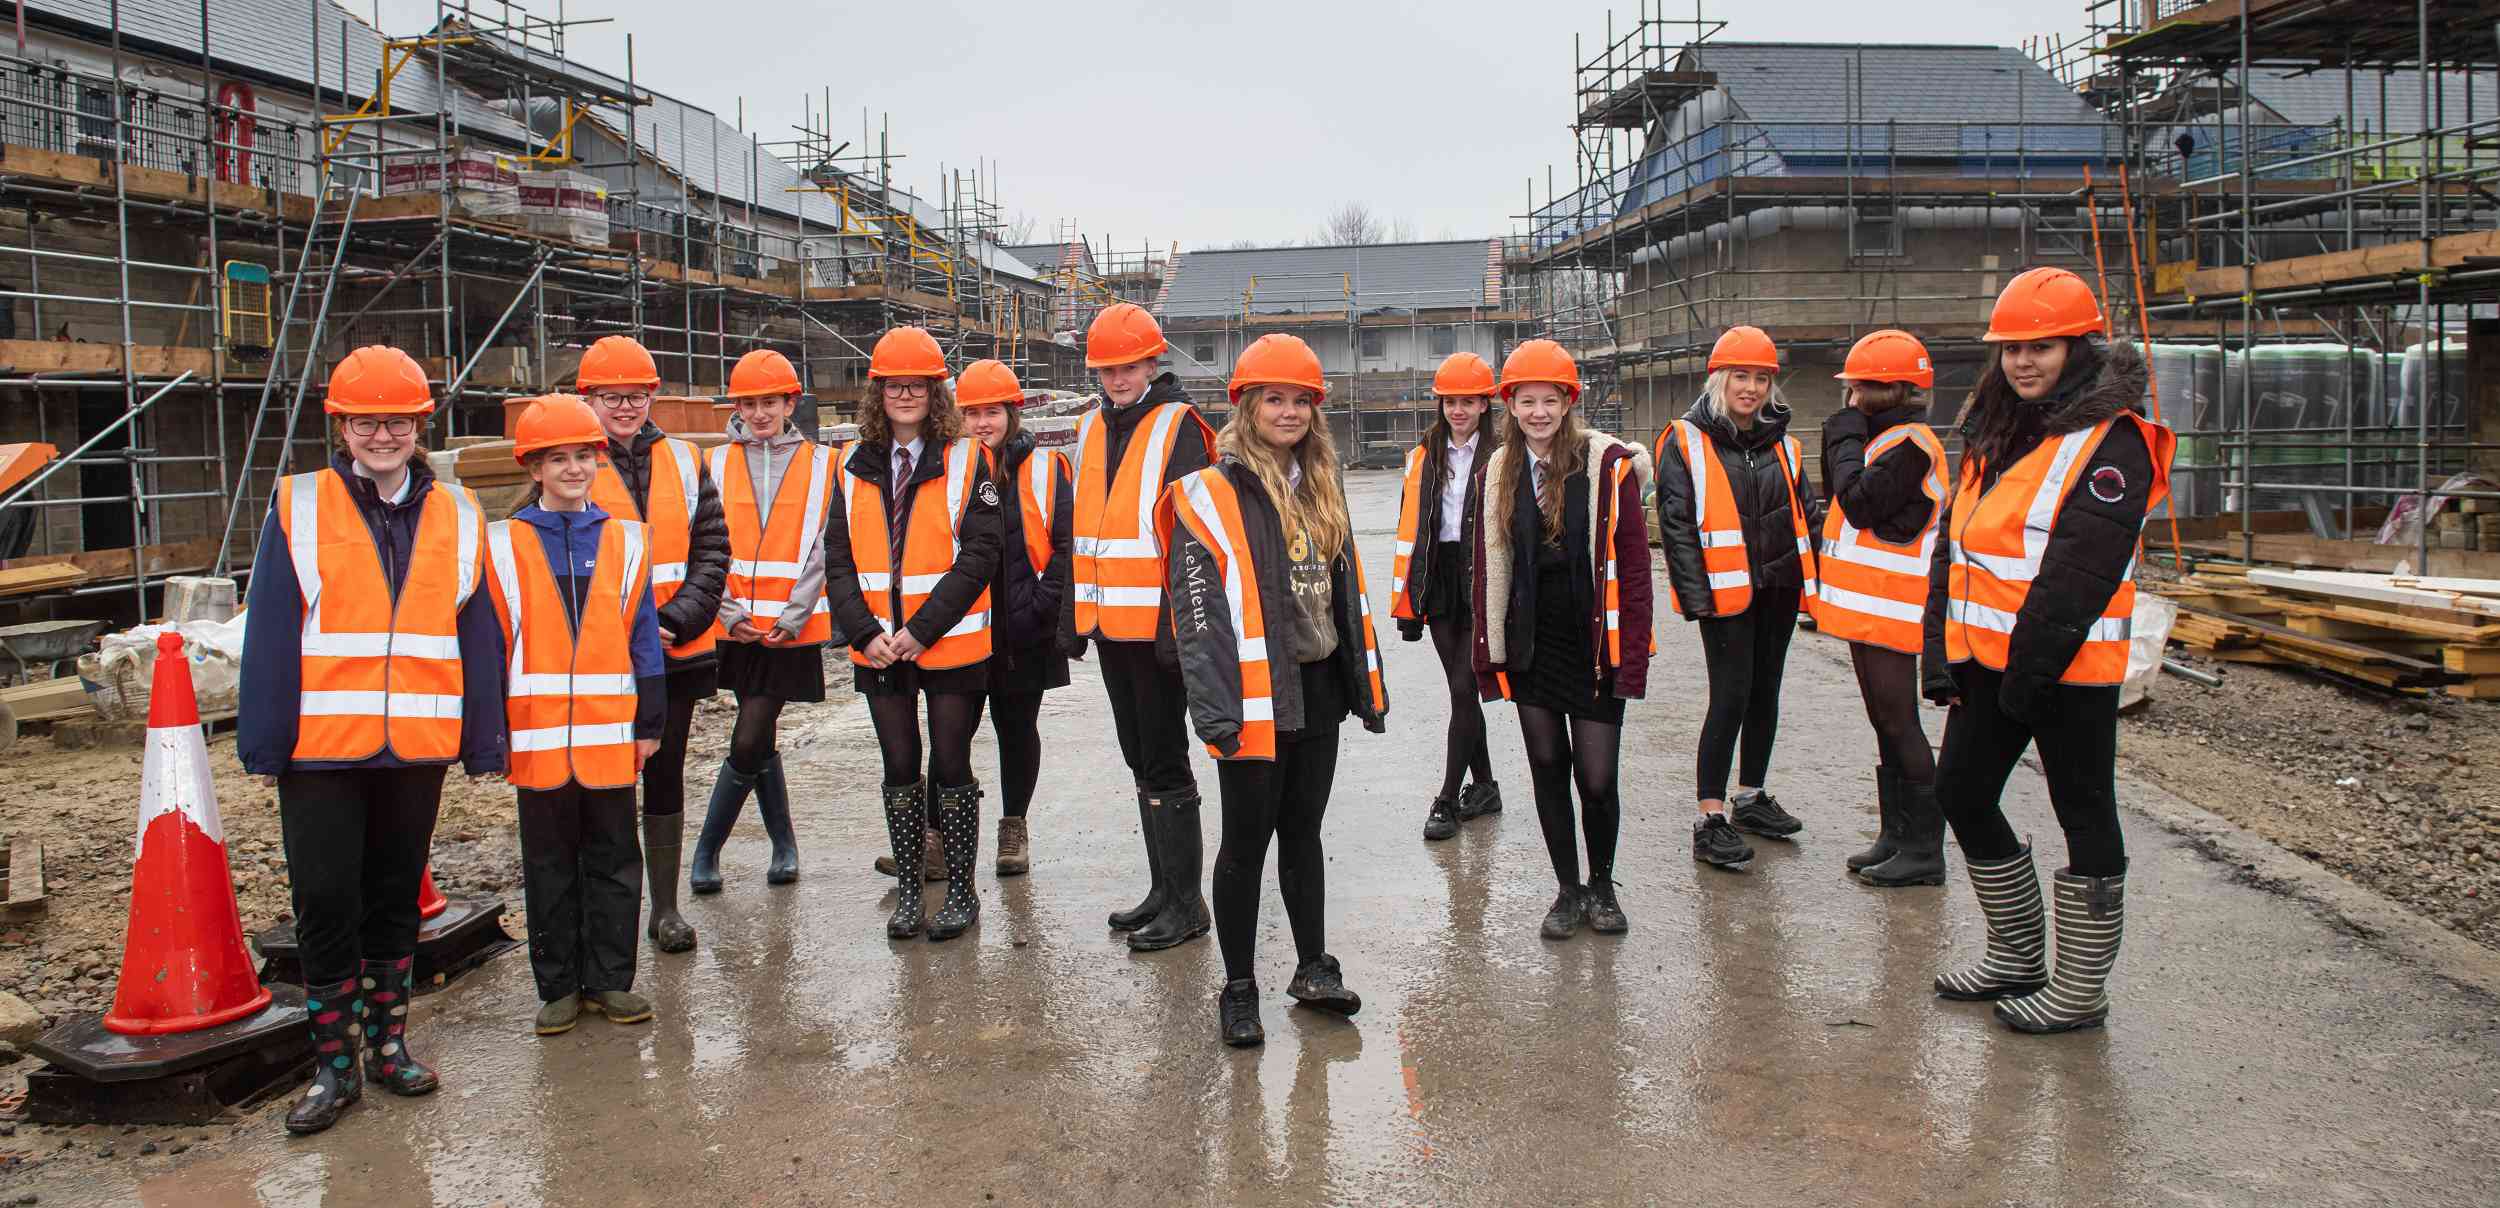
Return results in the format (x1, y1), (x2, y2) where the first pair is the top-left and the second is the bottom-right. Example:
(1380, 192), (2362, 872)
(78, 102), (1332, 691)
(359, 955), (439, 1096)
(283, 975), (364, 1135)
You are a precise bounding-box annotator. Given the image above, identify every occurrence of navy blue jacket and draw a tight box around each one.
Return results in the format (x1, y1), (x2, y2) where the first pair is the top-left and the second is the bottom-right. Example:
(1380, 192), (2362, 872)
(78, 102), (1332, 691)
(238, 453), (509, 777)
(508, 501), (667, 740)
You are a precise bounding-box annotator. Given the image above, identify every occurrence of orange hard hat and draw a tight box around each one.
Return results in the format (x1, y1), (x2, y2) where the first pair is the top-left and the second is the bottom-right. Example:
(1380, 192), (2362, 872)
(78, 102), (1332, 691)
(868, 326), (947, 380)
(1085, 302), (1167, 368)
(1985, 267), (2106, 342)
(955, 359), (1024, 408)
(511, 394), (607, 463)
(1498, 339), (1581, 401)
(1706, 325), (1780, 373)
(1228, 333), (1328, 403)
(323, 345), (435, 416)
(1432, 351), (1497, 398)
(575, 335), (660, 391)
(724, 349), (801, 399)
(1835, 329), (1935, 389)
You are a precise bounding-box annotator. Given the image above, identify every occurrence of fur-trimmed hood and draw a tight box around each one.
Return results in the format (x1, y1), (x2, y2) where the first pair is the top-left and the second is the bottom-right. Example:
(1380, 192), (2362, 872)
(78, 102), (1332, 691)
(1474, 428), (1658, 698)
(2038, 339), (2150, 436)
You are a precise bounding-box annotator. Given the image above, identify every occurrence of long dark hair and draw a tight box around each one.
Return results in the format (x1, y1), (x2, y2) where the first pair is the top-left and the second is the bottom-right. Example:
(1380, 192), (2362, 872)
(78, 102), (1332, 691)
(1959, 336), (2099, 475)
(1418, 394), (1494, 500)
(1488, 390), (1588, 544)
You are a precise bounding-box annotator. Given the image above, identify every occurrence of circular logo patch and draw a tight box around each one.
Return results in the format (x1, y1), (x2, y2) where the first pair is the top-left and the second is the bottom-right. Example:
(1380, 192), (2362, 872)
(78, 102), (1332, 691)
(2088, 465), (2128, 503)
(977, 481), (1000, 508)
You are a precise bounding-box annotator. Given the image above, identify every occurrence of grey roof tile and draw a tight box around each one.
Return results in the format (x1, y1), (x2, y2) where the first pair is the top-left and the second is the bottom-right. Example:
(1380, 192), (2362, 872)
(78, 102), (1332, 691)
(1161, 240), (1496, 319)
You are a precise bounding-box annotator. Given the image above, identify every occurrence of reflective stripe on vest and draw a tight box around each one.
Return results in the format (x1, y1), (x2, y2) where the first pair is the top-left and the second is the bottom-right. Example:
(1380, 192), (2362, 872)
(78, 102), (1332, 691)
(1664, 420), (1817, 617)
(1943, 412), (2173, 685)
(276, 469), (483, 763)
(1390, 444), (1427, 620)
(1806, 423), (1947, 655)
(1017, 447), (1066, 577)
(484, 518), (645, 790)
(590, 437), (715, 661)
(708, 441), (834, 645)
(839, 437), (993, 669)
(1071, 402), (1213, 640)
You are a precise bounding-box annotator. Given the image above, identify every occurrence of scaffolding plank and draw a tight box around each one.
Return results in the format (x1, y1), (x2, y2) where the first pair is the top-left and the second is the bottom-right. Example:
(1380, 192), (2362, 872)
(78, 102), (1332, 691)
(0, 145), (310, 222)
(0, 339), (222, 379)
(2180, 229), (2500, 299)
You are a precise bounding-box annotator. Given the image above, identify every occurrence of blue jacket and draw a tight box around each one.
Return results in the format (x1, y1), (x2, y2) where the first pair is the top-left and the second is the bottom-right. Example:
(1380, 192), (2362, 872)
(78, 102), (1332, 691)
(509, 501), (667, 741)
(238, 453), (509, 778)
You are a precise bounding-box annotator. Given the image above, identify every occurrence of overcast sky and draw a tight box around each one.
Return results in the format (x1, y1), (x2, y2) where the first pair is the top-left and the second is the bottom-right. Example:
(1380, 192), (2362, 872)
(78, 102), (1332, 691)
(378, 0), (2085, 251)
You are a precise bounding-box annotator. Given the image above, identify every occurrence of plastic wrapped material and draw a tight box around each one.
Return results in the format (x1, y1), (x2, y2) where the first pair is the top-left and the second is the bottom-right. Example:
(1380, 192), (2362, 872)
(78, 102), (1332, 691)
(2377, 471), (2500, 548)
(161, 576), (238, 624)
(519, 169), (610, 246)
(2120, 592), (2179, 713)
(78, 616), (245, 722)
(383, 141), (521, 222)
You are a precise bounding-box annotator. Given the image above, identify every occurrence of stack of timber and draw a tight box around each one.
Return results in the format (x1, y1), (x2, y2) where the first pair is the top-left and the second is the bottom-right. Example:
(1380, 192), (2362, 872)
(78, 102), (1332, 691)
(2155, 564), (2500, 697)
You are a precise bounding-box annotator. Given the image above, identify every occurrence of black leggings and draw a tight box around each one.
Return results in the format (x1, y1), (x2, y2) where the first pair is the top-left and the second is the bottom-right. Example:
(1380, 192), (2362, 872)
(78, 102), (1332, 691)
(1516, 705), (1622, 888)
(1213, 723), (1342, 982)
(277, 765), (446, 987)
(1695, 586), (1800, 801)
(869, 687), (985, 789)
(1428, 613), (1492, 800)
(643, 692), (702, 817)
(1936, 663), (2126, 878)
(728, 692), (784, 775)
(1097, 638), (1196, 794)
(1849, 643), (1937, 783)
(989, 691), (1044, 818)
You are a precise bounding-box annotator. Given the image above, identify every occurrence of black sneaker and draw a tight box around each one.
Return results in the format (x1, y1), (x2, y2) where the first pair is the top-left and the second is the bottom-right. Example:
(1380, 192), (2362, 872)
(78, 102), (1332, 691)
(1286, 954), (1362, 1015)
(1586, 879), (1630, 935)
(1458, 781), (1503, 819)
(1422, 795), (1459, 841)
(1693, 815), (1755, 869)
(1730, 791), (1803, 839)
(1539, 884), (1586, 940)
(1219, 979), (1264, 1048)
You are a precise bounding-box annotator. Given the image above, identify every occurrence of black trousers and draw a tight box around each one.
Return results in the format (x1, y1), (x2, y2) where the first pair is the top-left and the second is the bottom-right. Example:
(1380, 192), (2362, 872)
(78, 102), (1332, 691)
(277, 765), (446, 987)
(989, 690), (1045, 818)
(642, 691), (703, 818)
(1096, 637), (1197, 795)
(1936, 663), (2126, 878)
(516, 783), (643, 1001)
(1695, 586), (1801, 801)
(1212, 718), (1343, 983)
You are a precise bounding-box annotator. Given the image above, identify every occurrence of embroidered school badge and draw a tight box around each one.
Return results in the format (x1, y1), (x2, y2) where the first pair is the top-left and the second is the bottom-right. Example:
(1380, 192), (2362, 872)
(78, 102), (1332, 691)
(978, 481), (1000, 508)
(2088, 465), (2127, 503)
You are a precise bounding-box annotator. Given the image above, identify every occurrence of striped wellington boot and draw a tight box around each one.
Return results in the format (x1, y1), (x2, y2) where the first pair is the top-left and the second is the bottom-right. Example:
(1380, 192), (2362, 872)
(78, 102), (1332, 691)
(1995, 869), (2125, 1034)
(1933, 846), (2049, 1001)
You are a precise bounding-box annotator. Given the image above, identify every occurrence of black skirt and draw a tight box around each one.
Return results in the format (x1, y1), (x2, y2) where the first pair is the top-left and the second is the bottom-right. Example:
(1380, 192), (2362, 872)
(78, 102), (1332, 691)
(985, 638), (1071, 697)
(853, 658), (988, 697)
(1423, 539), (1470, 624)
(717, 640), (827, 704)
(1516, 540), (1626, 725)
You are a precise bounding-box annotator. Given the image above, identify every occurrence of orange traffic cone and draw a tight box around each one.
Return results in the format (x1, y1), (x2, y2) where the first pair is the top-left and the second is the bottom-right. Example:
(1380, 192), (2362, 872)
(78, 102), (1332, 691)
(102, 632), (272, 1036)
(417, 866), (449, 920)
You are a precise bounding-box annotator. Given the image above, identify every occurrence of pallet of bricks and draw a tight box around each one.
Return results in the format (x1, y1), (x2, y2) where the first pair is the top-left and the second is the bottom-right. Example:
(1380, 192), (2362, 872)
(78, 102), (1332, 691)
(2157, 563), (2500, 699)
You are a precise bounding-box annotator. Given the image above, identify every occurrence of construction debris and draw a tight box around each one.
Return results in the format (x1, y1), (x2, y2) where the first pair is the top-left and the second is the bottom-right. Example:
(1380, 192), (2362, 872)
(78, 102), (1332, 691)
(2156, 563), (2500, 698)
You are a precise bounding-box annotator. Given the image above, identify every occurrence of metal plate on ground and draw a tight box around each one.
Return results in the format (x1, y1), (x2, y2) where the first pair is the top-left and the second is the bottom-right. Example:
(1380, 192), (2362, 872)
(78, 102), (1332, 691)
(253, 895), (517, 994)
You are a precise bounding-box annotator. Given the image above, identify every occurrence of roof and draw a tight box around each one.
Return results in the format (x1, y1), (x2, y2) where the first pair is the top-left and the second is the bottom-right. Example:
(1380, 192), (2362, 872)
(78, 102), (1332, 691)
(1003, 241), (1092, 277)
(1673, 41), (2114, 159)
(1160, 241), (1498, 319)
(2241, 66), (2498, 132)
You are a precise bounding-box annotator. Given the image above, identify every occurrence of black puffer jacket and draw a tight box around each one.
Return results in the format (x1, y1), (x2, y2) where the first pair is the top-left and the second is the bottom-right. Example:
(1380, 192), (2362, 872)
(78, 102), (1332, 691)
(1097, 372), (1212, 659)
(823, 437), (1005, 655)
(1821, 404), (1938, 547)
(991, 432), (1077, 693)
(1655, 397), (1820, 619)
(603, 422), (731, 666)
(1922, 341), (2159, 721)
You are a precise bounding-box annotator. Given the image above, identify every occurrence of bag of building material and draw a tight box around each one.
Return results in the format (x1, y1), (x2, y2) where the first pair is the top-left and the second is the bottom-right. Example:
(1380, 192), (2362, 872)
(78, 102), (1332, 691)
(2120, 592), (2179, 713)
(519, 169), (610, 246)
(77, 615), (246, 722)
(384, 140), (522, 222)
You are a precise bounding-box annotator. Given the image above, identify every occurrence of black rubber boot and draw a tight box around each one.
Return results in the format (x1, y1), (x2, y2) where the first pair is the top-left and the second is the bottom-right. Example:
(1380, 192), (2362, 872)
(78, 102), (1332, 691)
(1287, 954), (1362, 1015)
(358, 955), (437, 1097)
(1128, 789), (1210, 952)
(284, 975), (363, 1135)
(1459, 780), (1504, 819)
(756, 752), (800, 885)
(1219, 979), (1265, 1048)
(926, 782), (983, 942)
(688, 760), (757, 895)
(881, 781), (928, 939)
(643, 813), (697, 953)
(1422, 794), (1459, 841)
(1845, 767), (1901, 872)
(1860, 779), (1946, 888)
(1107, 790), (1168, 931)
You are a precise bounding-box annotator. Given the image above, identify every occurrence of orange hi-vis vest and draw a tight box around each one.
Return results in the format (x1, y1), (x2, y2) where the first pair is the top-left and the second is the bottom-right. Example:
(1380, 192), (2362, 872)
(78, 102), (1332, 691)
(483, 516), (647, 791)
(1944, 412), (2175, 686)
(1017, 447), (1070, 576)
(1663, 419), (1819, 617)
(590, 436), (715, 661)
(708, 441), (834, 646)
(1390, 444), (1428, 621)
(1156, 468), (1388, 762)
(1807, 424), (1948, 654)
(839, 437), (993, 670)
(1071, 402), (1215, 640)
(275, 469), (485, 763)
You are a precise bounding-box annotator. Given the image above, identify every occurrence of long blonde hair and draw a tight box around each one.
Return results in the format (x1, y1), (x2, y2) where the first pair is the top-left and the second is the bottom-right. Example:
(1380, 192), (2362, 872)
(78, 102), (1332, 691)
(1218, 390), (1350, 562)
(1489, 394), (1590, 544)
(1703, 368), (1788, 424)
(860, 376), (963, 447)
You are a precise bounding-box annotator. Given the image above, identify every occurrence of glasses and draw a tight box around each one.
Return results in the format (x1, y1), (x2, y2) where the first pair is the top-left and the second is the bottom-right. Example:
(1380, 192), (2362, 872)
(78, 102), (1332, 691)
(589, 391), (654, 410)
(343, 416), (420, 437)
(885, 381), (931, 398)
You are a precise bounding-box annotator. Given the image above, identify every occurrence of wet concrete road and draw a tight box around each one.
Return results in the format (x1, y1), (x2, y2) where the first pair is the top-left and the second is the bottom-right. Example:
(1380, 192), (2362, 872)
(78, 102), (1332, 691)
(37, 470), (2500, 1207)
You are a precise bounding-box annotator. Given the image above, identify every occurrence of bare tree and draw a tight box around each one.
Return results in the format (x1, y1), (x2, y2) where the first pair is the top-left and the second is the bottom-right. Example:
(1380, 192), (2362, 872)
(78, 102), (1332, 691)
(1315, 201), (1383, 246)
(1201, 238), (1273, 251)
(998, 211), (1039, 246)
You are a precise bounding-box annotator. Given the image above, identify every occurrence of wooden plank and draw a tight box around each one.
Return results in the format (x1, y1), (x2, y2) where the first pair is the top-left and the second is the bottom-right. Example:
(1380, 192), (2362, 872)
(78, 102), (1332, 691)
(1, 834), (44, 918)
(2389, 574), (2500, 598)
(0, 337), (219, 379)
(2181, 228), (2500, 299)
(2172, 600), (2449, 682)
(0, 538), (226, 583)
(2446, 676), (2500, 700)
(2444, 647), (2500, 676)
(0, 674), (92, 722)
(0, 144), (312, 221)
(0, 562), (89, 598)
(2245, 568), (2500, 620)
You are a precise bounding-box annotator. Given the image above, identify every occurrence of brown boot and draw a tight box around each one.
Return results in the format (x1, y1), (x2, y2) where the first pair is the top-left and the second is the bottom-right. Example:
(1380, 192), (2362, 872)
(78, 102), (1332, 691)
(996, 816), (1031, 876)
(872, 827), (948, 880)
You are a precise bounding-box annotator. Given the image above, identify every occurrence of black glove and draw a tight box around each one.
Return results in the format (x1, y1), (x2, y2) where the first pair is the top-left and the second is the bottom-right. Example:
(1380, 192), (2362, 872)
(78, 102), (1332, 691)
(1922, 655), (1959, 707)
(1397, 618), (1425, 643)
(1999, 668), (2059, 727)
(1821, 406), (1871, 444)
(1059, 630), (1088, 661)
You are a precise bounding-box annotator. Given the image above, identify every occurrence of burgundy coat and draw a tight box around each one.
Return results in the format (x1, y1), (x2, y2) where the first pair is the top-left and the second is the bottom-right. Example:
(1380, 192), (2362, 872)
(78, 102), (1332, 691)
(1469, 430), (1656, 702)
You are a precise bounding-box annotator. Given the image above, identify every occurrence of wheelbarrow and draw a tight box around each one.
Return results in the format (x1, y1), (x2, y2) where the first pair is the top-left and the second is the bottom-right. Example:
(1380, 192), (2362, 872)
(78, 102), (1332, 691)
(0, 618), (110, 687)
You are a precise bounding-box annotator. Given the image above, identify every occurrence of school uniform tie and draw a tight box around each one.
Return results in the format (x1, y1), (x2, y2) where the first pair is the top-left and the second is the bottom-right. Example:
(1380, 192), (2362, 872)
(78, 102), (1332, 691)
(890, 447), (914, 571)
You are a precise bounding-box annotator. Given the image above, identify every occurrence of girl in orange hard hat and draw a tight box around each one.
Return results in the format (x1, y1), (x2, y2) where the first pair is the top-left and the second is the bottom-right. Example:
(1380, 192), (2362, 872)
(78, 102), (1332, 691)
(1391, 351), (1503, 843)
(237, 345), (505, 1135)
(825, 327), (1005, 941)
(1809, 330), (1951, 890)
(689, 347), (828, 894)
(1928, 267), (2174, 1035)
(489, 395), (667, 1039)
(1162, 334), (1387, 1047)
(1656, 325), (1820, 873)
(1472, 339), (1655, 941)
